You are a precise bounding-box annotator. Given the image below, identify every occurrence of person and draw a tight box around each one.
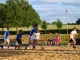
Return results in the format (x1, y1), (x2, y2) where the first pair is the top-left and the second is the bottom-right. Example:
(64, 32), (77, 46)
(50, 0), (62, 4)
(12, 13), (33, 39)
(25, 24), (38, 49)
(1, 27), (10, 49)
(15, 29), (27, 50)
(32, 29), (40, 49)
(56, 36), (61, 46)
(67, 27), (78, 48)
(51, 37), (56, 45)
(46, 37), (51, 46)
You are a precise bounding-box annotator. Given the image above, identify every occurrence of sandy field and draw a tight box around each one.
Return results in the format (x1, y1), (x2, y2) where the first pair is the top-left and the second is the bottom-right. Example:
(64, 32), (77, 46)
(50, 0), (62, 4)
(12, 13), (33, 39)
(0, 45), (80, 60)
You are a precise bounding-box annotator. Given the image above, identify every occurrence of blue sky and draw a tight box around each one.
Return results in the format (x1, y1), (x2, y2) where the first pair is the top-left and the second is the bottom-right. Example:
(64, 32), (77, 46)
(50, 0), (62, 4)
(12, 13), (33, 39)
(0, 0), (80, 24)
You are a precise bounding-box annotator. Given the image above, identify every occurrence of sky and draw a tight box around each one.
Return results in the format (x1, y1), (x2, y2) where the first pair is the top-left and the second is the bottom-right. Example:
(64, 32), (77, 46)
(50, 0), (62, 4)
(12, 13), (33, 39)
(0, 0), (80, 24)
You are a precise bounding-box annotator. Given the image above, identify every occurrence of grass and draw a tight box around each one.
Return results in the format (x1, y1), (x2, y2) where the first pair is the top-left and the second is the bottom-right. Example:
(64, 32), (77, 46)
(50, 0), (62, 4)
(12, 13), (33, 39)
(0, 25), (80, 31)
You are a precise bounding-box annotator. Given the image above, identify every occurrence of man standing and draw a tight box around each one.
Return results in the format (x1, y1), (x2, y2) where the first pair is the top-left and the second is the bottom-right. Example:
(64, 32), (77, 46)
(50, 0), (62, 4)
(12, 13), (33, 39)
(1, 27), (10, 49)
(67, 27), (78, 48)
(25, 24), (38, 49)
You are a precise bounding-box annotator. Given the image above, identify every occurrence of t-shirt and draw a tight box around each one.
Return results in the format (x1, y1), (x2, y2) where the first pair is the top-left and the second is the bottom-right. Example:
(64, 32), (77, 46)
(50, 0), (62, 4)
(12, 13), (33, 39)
(56, 38), (60, 42)
(70, 30), (77, 38)
(4, 30), (9, 40)
(33, 32), (40, 39)
(52, 38), (56, 42)
(71, 30), (77, 36)
(16, 33), (23, 40)
(30, 27), (36, 36)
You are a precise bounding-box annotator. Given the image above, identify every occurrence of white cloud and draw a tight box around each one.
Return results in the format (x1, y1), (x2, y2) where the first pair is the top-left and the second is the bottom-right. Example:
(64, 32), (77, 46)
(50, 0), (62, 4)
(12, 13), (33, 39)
(28, 0), (80, 24)
(29, 0), (61, 5)
(63, 0), (80, 6)
(38, 0), (61, 4)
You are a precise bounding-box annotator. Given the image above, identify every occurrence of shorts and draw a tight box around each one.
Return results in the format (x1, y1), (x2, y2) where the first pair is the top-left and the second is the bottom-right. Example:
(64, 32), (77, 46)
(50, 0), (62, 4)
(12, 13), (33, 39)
(4, 39), (10, 43)
(17, 39), (22, 44)
(29, 36), (36, 41)
(69, 39), (74, 43)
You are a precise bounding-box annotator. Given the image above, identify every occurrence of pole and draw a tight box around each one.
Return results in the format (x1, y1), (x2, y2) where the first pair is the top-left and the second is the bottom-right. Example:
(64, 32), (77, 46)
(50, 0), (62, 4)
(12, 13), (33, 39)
(66, 10), (68, 34)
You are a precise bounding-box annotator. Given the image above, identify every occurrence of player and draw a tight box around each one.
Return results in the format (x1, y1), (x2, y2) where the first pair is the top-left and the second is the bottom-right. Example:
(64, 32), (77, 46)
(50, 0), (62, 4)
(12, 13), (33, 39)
(15, 30), (27, 50)
(25, 24), (38, 49)
(1, 27), (10, 49)
(32, 29), (40, 49)
(67, 27), (78, 48)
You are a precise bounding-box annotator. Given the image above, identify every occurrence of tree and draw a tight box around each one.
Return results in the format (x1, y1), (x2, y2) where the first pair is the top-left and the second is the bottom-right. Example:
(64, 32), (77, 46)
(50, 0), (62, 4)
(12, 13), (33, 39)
(76, 18), (80, 24)
(41, 20), (47, 34)
(47, 22), (50, 25)
(0, 3), (7, 31)
(5, 0), (41, 34)
(56, 19), (63, 34)
(51, 21), (57, 25)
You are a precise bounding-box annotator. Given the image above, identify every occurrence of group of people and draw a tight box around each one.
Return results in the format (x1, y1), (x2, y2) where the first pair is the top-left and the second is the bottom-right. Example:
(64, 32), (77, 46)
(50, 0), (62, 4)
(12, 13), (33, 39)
(46, 36), (61, 46)
(0, 25), (78, 49)
(1, 25), (40, 50)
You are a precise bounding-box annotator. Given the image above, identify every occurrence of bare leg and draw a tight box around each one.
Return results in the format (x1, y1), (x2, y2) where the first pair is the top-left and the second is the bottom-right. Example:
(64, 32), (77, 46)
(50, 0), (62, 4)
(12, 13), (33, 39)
(7, 40), (10, 48)
(18, 44), (22, 50)
(1, 41), (7, 49)
(67, 43), (71, 47)
(73, 40), (76, 48)
(33, 39), (36, 49)
(25, 37), (31, 49)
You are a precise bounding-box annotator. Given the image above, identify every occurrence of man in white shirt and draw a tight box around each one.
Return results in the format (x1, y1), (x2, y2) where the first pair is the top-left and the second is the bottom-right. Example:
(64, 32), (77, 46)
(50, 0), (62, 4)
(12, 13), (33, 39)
(67, 27), (78, 48)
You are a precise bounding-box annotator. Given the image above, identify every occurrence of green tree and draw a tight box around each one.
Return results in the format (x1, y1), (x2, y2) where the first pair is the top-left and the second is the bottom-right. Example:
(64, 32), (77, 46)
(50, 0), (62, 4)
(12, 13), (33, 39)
(51, 21), (57, 25)
(22, 2), (41, 27)
(56, 19), (63, 34)
(41, 20), (47, 34)
(5, 0), (41, 34)
(0, 3), (7, 31)
(47, 22), (50, 25)
(76, 18), (80, 24)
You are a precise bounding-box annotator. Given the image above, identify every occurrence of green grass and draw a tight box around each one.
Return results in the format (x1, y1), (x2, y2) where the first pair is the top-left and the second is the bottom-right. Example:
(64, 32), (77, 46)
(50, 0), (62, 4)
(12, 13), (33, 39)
(0, 25), (80, 31)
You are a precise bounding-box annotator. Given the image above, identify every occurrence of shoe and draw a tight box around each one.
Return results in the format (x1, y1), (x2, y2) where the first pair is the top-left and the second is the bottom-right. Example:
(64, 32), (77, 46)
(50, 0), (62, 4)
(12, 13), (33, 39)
(1, 45), (3, 49)
(33, 46), (36, 49)
(15, 46), (17, 49)
(73, 46), (76, 48)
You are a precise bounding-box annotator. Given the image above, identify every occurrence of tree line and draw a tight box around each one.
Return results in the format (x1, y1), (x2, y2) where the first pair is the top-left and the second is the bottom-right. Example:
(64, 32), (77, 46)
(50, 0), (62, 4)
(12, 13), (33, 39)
(0, 0), (41, 33)
(0, 0), (80, 34)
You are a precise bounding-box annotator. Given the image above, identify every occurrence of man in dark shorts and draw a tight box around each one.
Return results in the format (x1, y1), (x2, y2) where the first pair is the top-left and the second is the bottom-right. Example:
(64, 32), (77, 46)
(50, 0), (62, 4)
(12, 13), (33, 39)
(15, 30), (24, 50)
(69, 39), (73, 43)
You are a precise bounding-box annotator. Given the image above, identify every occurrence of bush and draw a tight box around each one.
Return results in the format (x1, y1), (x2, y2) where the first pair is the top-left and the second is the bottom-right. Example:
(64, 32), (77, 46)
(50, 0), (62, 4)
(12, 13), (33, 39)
(0, 29), (79, 35)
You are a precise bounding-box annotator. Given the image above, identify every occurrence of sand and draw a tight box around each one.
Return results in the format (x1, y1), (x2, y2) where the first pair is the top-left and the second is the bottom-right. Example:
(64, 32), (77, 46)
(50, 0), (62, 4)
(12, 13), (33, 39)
(0, 45), (80, 60)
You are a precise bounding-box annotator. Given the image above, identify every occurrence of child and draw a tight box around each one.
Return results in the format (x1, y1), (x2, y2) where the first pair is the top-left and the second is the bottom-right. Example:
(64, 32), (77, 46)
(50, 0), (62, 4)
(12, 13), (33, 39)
(1, 27), (10, 49)
(51, 37), (56, 45)
(15, 30), (26, 50)
(32, 29), (40, 49)
(46, 37), (50, 45)
(56, 36), (61, 46)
